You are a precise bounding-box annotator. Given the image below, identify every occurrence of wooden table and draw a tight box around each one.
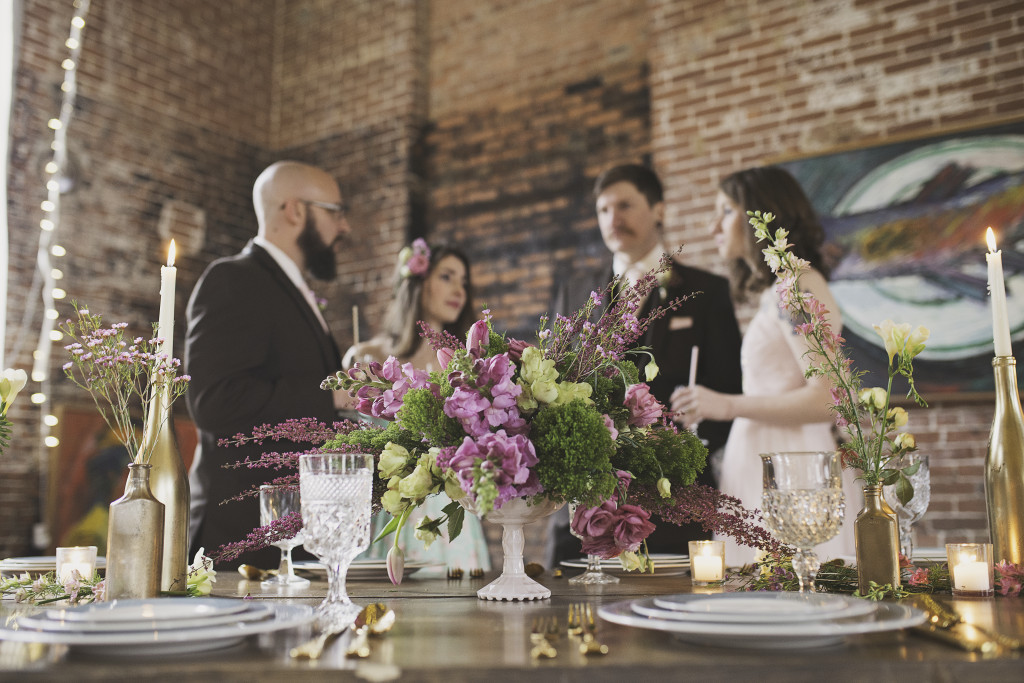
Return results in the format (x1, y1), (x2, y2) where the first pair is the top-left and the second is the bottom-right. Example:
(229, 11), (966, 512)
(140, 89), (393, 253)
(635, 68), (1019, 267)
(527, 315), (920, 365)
(2, 569), (1022, 682)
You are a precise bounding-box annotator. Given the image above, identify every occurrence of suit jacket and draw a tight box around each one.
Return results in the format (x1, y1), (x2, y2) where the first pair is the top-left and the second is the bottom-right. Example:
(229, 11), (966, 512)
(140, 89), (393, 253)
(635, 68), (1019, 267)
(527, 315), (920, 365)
(550, 258), (743, 557)
(185, 241), (340, 567)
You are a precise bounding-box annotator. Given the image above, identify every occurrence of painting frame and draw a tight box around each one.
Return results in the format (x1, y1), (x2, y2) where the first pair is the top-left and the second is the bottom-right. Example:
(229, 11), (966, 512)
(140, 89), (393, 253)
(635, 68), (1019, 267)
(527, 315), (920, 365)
(772, 117), (1024, 397)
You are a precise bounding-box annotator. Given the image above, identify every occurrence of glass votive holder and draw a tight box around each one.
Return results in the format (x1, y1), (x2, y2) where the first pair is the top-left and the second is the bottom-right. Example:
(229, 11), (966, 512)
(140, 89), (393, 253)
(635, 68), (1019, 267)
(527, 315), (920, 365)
(688, 540), (725, 586)
(56, 545), (98, 582)
(945, 543), (994, 597)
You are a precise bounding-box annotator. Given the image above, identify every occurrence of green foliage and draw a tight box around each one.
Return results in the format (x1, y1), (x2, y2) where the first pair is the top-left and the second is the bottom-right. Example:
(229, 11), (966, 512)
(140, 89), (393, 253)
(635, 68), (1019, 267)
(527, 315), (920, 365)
(530, 400), (617, 506)
(396, 387), (464, 446)
(613, 426), (706, 490)
(325, 421), (418, 453)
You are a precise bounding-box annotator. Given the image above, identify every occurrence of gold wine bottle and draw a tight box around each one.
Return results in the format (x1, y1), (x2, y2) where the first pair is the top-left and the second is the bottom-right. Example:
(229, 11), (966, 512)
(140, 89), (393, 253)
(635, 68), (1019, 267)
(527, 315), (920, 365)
(142, 384), (190, 591)
(985, 356), (1024, 564)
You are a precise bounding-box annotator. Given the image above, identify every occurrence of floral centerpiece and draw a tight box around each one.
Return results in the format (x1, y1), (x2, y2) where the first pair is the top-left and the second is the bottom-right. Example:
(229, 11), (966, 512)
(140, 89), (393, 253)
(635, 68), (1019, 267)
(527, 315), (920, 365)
(59, 306), (190, 464)
(751, 211), (928, 500)
(1, 368), (28, 458)
(217, 259), (780, 582)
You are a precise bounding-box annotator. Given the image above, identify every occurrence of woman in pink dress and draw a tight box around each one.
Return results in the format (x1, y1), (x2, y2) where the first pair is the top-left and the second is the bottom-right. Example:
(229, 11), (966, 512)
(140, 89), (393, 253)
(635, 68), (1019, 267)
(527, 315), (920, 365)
(672, 167), (860, 566)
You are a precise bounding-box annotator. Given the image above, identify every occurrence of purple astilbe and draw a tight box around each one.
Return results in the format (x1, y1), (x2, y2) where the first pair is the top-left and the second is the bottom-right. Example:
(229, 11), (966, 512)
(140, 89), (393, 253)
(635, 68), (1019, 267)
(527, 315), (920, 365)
(630, 482), (785, 556)
(210, 510), (303, 564)
(542, 252), (691, 384)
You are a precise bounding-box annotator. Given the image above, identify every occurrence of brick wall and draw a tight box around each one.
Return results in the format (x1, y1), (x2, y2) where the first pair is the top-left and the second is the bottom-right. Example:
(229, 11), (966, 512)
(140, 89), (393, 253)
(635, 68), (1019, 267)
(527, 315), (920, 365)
(5, 0), (1021, 563)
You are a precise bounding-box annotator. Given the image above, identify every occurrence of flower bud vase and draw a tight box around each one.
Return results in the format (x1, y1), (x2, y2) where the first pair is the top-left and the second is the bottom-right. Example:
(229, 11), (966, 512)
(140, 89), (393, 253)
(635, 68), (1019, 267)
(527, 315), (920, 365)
(105, 463), (165, 599)
(985, 356), (1024, 564)
(854, 485), (900, 593)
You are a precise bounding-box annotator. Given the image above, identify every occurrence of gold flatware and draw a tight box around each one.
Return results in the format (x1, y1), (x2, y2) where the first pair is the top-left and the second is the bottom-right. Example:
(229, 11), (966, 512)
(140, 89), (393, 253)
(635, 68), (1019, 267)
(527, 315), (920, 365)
(566, 603), (583, 637)
(530, 617), (558, 659)
(238, 564), (276, 581)
(291, 602), (392, 660)
(906, 594), (1021, 652)
(567, 603), (608, 655)
(345, 603), (396, 658)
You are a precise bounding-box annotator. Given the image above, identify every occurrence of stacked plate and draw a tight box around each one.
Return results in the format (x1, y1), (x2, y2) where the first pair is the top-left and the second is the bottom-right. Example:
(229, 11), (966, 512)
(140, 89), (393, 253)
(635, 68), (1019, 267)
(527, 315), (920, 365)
(560, 553), (689, 577)
(0, 598), (314, 656)
(599, 592), (927, 649)
(294, 558), (439, 580)
(0, 556), (107, 579)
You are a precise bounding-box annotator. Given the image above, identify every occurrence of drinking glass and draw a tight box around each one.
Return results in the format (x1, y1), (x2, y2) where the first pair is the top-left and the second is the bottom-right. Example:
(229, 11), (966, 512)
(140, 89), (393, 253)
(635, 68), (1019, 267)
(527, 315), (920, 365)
(883, 454), (930, 560)
(760, 451), (845, 594)
(567, 503), (619, 585)
(299, 452), (375, 630)
(259, 484), (310, 588)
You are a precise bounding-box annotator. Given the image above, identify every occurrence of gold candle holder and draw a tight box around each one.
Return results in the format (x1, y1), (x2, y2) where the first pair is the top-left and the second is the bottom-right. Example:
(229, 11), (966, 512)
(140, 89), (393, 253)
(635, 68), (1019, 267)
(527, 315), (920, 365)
(984, 356), (1024, 565)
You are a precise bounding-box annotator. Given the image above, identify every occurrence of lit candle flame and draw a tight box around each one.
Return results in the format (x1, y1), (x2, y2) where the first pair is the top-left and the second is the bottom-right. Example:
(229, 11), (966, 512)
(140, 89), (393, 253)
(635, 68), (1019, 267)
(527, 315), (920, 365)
(986, 227), (997, 253)
(167, 239), (176, 267)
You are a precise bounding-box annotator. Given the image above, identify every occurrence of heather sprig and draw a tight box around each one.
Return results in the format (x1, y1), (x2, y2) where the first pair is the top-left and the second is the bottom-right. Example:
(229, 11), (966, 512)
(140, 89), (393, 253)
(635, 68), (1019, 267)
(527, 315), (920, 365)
(60, 305), (190, 464)
(750, 211), (928, 496)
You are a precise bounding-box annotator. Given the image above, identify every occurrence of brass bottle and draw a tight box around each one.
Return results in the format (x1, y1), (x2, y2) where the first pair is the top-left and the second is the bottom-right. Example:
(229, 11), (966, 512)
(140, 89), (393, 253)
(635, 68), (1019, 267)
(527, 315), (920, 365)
(854, 485), (901, 593)
(106, 463), (164, 599)
(143, 385), (190, 591)
(985, 356), (1024, 564)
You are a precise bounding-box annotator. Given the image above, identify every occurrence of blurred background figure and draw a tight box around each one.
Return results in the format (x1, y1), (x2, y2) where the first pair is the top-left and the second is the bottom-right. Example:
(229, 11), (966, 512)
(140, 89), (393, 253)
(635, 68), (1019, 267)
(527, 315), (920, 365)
(672, 166), (861, 566)
(344, 240), (491, 574)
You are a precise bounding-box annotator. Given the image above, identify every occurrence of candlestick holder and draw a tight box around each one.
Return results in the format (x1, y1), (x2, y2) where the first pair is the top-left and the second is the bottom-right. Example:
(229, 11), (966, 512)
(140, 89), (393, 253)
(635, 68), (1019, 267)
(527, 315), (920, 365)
(984, 356), (1024, 565)
(946, 543), (994, 597)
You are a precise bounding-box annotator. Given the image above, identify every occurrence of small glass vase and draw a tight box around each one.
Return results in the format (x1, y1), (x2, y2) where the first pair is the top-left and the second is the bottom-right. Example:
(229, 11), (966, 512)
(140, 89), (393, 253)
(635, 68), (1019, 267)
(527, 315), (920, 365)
(105, 463), (165, 600)
(854, 485), (901, 593)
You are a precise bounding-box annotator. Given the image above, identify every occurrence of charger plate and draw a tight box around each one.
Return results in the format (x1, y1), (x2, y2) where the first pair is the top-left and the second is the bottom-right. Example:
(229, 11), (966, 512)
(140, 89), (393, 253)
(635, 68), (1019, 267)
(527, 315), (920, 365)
(599, 596), (926, 649)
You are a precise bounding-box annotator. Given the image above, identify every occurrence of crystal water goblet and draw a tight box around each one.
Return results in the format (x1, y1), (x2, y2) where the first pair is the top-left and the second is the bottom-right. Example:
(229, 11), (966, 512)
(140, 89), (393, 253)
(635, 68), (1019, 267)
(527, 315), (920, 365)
(760, 451), (845, 594)
(567, 503), (619, 585)
(259, 484), (311, 588)
(883, 454), (930, 560)
(299, 452), (375, 630)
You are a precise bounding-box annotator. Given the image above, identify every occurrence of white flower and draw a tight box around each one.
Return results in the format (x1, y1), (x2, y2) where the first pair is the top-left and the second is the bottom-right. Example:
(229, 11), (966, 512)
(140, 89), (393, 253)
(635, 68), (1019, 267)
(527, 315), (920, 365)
(0, 368), (28, 416)
(187, 547), (217, 596)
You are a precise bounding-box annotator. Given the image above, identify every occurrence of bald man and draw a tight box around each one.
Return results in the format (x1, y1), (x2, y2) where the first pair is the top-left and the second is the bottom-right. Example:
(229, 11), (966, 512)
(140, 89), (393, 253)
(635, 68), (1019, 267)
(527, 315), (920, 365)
(185, 161), (351, 567)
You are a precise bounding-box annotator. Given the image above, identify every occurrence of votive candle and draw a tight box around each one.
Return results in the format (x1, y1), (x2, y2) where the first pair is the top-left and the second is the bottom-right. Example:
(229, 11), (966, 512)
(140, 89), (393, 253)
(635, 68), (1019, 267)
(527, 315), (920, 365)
(688, 540), (725, 584)
(56, 545), (97, 582)
(946, 542), (994, 596)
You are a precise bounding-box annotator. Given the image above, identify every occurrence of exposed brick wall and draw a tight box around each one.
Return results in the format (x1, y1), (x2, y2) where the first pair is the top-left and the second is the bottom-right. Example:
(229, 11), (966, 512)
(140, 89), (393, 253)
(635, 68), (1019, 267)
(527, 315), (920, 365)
(5, 0), (1021, 563)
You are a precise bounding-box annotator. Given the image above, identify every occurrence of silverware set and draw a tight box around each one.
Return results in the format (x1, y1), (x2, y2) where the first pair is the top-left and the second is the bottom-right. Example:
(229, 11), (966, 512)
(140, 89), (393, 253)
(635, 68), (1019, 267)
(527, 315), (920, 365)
(905, 594), (1022, 654)
(289, 602), (395, 660)
(530, 603), (608, 659)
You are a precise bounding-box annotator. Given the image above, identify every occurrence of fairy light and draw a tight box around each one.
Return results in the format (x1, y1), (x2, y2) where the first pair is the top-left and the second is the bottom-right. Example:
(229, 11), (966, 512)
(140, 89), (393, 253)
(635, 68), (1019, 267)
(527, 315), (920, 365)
(21, 0), (91, 550)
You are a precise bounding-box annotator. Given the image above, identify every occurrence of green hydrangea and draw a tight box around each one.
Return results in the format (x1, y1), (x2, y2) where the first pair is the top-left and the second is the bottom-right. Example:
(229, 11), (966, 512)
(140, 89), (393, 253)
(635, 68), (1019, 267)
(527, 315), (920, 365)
(531, 400), (616, 506)
(396, 387), (464, 446)
(612, 427), (706, 491)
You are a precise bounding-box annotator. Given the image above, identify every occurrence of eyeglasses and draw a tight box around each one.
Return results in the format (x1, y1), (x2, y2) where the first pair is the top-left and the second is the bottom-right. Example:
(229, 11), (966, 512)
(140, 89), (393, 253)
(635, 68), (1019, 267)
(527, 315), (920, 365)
(297, 199), (348, 220)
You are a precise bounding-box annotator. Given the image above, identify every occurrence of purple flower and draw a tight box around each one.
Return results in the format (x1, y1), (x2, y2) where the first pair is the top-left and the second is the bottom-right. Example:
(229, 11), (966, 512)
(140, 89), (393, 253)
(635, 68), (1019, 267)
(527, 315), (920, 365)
(437, 347), (454, 370)
(506, 338), (531, 362)
(572, 501), (655, 558)
(603, 414), (618, 441)
(623, 383), (663, 427)
(444, 386), (492, 437)
(467, 319), (489, 358)
(448, 430), (541, 506)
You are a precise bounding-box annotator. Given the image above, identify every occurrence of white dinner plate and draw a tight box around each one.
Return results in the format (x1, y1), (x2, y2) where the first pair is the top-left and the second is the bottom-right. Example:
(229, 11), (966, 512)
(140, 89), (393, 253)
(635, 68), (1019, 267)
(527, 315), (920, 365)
(599, 597), (926, 649)
(0, 601), (314, 656)
(0, 556), (107, 574)
(18, 602), (274, 633)
(643, 592), (877, 623)
(293, 559), (438, 581)
(46, 597), (249, 623)
(560, 554), (689, 577)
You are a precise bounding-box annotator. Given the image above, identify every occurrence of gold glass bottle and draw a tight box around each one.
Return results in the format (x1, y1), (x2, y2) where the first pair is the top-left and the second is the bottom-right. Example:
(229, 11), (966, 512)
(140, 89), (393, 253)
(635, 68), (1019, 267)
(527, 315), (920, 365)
(106, 463), (164, 599)
(985, 356), (1024, 564)
(143, 385), (190, 591)
(854, 485), (901, 593)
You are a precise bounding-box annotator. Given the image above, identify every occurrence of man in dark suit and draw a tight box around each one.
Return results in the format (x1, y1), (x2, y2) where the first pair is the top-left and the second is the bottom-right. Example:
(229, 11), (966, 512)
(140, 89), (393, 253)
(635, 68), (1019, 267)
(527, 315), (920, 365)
(185, 161), (351, 568)
(548, 163), (743, 564)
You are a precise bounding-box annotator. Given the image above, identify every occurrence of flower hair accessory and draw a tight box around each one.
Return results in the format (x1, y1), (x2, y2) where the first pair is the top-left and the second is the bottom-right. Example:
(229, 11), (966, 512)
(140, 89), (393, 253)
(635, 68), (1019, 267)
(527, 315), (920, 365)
(398, 238), (431, 279)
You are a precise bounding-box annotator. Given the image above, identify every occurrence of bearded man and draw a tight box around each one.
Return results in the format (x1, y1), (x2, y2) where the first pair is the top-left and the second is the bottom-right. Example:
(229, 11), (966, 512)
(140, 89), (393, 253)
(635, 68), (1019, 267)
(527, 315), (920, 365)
(185, 161), (351, 567)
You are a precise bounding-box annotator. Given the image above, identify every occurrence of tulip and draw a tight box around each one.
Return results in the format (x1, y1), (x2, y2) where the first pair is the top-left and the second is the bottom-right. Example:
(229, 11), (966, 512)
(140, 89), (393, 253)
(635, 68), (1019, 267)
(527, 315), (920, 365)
(386, 545), (405, 585)
(466, 320), (489, 357)
(0, 368), (28, 416)
(436, 347), (454, 370)
(644, 359), (660, 382)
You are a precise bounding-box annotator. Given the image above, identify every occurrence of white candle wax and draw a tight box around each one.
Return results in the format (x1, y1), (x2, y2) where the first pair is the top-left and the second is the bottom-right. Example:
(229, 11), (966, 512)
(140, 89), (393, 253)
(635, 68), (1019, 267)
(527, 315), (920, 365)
(352, 305), (360, 345)
(986, 228), (1012, 357)
(158, 240), (177, 362)
(688, 346), (699, 387)
(56, 546), (97, 582)
(953, 559), (990, 592)
(692, 553), (724, 582)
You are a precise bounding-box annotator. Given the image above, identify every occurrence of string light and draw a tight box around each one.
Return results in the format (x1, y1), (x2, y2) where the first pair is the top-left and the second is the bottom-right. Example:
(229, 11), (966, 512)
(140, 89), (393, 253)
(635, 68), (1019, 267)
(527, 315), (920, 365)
(22, 0), (91, 550)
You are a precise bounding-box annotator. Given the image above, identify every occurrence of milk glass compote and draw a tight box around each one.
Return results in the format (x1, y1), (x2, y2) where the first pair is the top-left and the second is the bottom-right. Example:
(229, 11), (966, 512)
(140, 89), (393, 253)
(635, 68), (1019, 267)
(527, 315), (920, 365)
(259, 484), (310, 588)
(883, 454), (930, 560)
(760, 451), (845, 594)
(567, 504), (619, 585)
(299, 452), (374, 630)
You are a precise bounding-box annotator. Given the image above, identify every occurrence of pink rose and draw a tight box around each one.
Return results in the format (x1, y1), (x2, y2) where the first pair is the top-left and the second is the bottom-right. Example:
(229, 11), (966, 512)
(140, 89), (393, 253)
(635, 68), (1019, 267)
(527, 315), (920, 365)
(624, 383), (663, 427)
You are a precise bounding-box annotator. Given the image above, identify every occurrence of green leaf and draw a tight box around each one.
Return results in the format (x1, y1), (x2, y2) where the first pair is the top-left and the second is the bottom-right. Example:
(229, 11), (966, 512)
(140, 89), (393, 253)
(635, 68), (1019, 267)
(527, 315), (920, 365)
(895, 474), (914, 507)
(902, 461), (921, 476)
(444, 501), (465, 541)
(879, 469), (900, 486)
(372, 514), (401, 543)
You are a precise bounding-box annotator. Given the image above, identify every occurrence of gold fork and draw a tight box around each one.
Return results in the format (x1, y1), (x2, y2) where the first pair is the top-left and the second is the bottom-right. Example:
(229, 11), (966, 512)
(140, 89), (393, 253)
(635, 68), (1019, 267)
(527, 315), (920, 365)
(568, 603), (608, 655)
(530, 617), (557, 659)
(566, 603), (583, 637)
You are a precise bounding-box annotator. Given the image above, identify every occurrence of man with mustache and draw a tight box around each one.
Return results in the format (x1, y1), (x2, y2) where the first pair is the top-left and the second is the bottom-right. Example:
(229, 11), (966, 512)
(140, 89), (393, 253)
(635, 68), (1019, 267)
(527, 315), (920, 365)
(548, 163), (743, 564)
(185, 161), (351, 567)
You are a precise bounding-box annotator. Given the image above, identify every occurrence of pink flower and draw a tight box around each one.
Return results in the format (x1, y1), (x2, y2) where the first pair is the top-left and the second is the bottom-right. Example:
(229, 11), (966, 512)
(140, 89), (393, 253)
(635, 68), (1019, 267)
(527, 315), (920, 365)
(506, 338), (531, 362)
(603, 414), (618, 441)
(907, 567), (930, 587)
(623, 383), (662, 427)
(387, 546), (405, 585)
(572, 500), (655, 558)
(466, 320), (489, 358)
(437, 347), (454, 370)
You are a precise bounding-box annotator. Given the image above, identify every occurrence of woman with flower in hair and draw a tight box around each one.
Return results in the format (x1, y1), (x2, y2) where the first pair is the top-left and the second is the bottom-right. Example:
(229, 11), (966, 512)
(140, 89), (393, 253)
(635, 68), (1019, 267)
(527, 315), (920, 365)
(672, 166), (860, 565)
(343, 239), (491, 573)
